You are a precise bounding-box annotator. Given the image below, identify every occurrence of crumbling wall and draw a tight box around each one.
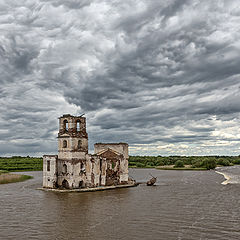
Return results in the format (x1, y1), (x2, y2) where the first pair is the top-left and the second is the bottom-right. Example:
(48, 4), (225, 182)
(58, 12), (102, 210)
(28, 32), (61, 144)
(57, 158), (88, 189)
(43, 155), (58, 188)
(94, 143), (128, 159)
(105, 158), (120, 186)
(91, 155), (101, 187)
(94, 143), (129, 183)
(100, 158), (107, 186)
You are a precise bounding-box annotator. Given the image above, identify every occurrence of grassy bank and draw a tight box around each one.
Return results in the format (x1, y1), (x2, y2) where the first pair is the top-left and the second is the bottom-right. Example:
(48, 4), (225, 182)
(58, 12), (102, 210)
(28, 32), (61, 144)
(156, 165), (208, 171)
(0, 173), (33, 184)
(0, 164), (33, 184)
(0, 156), (42, 171)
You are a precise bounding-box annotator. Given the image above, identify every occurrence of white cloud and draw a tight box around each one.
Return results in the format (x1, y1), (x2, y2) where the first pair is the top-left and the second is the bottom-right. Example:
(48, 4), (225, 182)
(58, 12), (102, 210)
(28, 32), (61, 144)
(1, 0), (240, 156)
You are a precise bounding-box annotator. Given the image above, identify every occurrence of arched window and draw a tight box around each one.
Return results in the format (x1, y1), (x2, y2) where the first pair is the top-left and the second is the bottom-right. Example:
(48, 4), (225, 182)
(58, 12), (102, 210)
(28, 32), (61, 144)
(76, 120), (80, 131)
(80, 162), (85, 174)
(78, 140), (82, 149)
(63, 140), (67, 148)
(63, 164), (67, 174)
(63, 119), (68, 131)
(80, 162), (84, 170)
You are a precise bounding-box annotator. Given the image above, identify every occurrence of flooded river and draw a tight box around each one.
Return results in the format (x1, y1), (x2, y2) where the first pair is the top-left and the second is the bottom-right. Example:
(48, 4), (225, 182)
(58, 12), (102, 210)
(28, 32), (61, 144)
(0, 167), (240, 240)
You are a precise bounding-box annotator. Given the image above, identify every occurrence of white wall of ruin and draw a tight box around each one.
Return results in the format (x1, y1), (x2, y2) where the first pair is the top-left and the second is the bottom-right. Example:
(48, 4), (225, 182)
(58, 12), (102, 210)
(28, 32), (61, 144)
(55, 154), (107, 189)
(94, 143), (129, 182)
(43, 155), (57, 188)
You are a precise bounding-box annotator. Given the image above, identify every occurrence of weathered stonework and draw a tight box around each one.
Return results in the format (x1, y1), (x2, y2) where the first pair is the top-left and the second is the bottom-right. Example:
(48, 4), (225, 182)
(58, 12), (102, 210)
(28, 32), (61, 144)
(43, 114), (131, 189)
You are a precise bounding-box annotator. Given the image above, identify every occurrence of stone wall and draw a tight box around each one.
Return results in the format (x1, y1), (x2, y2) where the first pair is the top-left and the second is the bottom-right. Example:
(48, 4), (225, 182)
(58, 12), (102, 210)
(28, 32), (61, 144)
(94, 143), (129, 183)
(56, 155), (107, 189)
(94, 143), (129, 159)
(43, 155), (58, 188)
(57, 159), (87, 189)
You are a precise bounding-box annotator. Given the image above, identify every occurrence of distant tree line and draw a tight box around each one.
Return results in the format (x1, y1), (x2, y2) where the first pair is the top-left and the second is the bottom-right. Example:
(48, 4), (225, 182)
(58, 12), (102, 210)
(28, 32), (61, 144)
(0, 155), (240, 172)
(129, 155), (240, 170)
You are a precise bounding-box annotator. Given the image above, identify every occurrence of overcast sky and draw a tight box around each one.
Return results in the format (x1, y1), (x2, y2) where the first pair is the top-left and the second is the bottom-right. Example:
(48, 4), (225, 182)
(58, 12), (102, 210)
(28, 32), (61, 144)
(1, 0), (240, 156)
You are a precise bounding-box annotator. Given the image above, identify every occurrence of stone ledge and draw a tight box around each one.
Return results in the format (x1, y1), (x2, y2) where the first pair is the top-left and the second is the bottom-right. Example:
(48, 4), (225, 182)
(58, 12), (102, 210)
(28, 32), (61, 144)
(37, 183), (138, 193)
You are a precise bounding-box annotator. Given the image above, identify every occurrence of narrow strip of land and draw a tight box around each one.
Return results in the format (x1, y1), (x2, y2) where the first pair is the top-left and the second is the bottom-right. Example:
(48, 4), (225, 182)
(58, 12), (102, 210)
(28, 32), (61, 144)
(156, 165), (207, 171)
(0, 172), (32, 184)
(215, 171), (231, 185)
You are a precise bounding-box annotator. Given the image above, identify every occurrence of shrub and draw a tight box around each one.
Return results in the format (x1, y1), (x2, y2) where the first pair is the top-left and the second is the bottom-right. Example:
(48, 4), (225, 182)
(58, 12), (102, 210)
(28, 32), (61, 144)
(156, 160), (165, 166)
(202, 158), (216, 170)
(232, 159), (240, 165)
(191, 160), (202, 168)
(128, 162), (137, 166)
(136, 162), (145, 168)
(147, 161), (155, 166)
(174, 160), (184, 168)
(217, 158), (231, 166)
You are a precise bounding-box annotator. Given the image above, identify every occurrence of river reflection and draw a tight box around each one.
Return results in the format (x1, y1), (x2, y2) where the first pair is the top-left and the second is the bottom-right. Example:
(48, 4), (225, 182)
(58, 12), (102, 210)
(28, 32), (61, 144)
(0, 167), (240, 240)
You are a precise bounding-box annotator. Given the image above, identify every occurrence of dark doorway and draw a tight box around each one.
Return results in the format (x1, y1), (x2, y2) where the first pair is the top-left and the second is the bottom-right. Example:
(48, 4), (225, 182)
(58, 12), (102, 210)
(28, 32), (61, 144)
(79, 180), (84, 188)
(62, 179), (70, 189)
(106, 168), (118, 186)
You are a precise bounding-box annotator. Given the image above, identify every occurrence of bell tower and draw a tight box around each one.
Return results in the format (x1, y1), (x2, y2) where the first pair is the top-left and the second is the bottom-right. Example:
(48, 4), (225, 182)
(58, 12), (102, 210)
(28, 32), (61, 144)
(58, 114), (88, 160)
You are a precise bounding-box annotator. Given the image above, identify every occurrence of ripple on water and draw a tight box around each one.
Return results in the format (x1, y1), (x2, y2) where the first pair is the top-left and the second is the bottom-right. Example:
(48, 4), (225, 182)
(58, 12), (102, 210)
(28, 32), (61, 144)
(1, 169), (240, 239)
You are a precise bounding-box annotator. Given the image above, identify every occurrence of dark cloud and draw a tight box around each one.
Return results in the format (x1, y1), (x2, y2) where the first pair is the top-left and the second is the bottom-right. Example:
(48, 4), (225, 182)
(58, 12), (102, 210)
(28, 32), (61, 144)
(1, 0), (240, 156)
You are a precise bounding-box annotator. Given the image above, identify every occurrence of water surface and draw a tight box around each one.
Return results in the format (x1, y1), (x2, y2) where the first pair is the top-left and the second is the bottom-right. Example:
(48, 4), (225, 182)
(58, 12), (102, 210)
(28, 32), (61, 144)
(0, 167), (240, 240)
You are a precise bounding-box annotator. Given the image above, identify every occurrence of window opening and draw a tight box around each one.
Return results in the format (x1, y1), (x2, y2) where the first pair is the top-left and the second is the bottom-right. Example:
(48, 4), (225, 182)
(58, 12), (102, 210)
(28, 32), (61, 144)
(63, 140), (67, 148)
(76, 120), (80, 132)
(78, 140), (82, 149)
(63, 119), (68, 131)
(47, 160), (50, 171)
(63, 164), (67, 174)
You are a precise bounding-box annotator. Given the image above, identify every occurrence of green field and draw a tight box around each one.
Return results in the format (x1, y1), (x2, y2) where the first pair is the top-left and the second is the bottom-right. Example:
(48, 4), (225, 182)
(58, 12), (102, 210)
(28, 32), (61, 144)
(0, 170), (9, 174)
(0, 156), (43, 171)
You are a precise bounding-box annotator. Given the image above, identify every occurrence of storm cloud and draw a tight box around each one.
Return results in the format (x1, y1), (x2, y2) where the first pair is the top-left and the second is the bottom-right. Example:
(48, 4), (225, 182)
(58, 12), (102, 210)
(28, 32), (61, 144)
(1, 0), (240, 156)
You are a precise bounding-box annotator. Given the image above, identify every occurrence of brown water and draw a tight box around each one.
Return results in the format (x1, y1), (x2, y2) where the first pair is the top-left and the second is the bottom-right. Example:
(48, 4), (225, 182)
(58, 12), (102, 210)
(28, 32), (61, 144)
(0, 167), (240, 240)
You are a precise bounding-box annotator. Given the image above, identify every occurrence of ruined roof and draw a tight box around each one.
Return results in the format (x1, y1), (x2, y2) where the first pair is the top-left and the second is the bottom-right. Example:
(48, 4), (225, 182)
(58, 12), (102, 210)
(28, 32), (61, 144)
(62, 114), (73, 117)
(59, 114), (85, 119)
(96, 148), (122, 156)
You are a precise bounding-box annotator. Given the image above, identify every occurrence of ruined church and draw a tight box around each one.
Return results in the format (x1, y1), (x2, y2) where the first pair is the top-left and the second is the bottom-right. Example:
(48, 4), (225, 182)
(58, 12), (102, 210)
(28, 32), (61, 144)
(43, 114), (130, 189)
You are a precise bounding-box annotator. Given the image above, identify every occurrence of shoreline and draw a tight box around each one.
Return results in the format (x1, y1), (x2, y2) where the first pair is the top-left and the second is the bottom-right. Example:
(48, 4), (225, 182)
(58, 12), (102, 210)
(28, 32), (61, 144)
(215, 171), (231, 185)
(130, 165), (208, 170)
(156, 167), (207, 171)
(37, 182), (138, 193)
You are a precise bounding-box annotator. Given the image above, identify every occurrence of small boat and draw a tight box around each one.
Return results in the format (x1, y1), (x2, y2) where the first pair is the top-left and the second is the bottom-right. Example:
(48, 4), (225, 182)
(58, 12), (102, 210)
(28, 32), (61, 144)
(146, 176), (157, 186)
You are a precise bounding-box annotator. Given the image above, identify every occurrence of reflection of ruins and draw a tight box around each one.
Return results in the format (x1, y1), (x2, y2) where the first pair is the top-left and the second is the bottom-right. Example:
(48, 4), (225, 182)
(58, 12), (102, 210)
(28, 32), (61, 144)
(43, 114), (129, 189)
